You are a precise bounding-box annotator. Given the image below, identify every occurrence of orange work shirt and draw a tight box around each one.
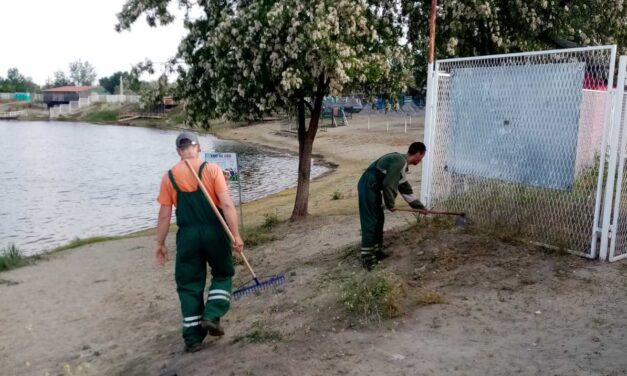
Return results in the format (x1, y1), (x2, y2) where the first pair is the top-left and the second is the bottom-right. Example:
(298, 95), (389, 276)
(157, 158), (228, 207)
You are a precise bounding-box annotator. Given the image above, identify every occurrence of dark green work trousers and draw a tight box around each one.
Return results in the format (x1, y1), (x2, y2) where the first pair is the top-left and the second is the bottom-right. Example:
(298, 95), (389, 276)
(169, 162), (234, 347)
(357, 168), (384, 269)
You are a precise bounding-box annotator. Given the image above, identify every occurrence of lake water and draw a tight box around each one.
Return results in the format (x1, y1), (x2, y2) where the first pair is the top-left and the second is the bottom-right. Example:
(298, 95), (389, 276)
(0, 121), (328, 255)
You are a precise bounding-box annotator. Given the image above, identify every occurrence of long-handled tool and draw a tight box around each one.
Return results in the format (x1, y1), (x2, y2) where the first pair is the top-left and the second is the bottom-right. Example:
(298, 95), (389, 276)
(184, 160), (285, 299)
(395, 208), (468, 227)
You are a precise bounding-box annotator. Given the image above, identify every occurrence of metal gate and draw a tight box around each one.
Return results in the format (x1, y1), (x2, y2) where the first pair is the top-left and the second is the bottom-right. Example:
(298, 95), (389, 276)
(602, 56), (627, 262)
(421, 46), (618, 258)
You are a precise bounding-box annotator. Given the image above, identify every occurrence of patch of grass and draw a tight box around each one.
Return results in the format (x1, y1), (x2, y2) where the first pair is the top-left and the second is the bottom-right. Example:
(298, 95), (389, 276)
(241, 226), (277, 248)
(233, 225), (278, 265)
(262, 211), (280, 229)
(84, 110), (120, 123)
(0, 244), (29, 272)
(53, 236), (124, 252)
(339, 268), (406, 323)
(232, 321), (282, 344)
(331, 190), (344, 200)
(434, 162), (604, 252)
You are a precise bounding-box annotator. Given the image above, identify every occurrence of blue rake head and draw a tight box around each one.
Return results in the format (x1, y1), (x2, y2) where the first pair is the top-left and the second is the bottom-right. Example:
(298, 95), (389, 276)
(232, 274), (286, 300)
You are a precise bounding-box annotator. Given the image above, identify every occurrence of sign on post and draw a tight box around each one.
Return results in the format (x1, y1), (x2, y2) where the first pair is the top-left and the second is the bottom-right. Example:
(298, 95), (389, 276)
(204, 152), (243, 227)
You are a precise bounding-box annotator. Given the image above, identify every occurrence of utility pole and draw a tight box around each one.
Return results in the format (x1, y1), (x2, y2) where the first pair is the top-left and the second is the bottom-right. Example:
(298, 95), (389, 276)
(120, 75), (124, 96)
(421, 0), (438, 206)
(428, 0), (437, 67)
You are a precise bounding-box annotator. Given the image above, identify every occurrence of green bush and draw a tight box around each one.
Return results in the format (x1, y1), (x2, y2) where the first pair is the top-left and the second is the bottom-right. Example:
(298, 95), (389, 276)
(339, 268), (406, 323)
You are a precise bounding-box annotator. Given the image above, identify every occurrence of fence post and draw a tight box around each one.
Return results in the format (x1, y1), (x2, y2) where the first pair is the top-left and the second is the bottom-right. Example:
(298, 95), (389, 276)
(421, 61), (439, 206)
(600, 55), (626, 261)
(607, 56), (627, 261)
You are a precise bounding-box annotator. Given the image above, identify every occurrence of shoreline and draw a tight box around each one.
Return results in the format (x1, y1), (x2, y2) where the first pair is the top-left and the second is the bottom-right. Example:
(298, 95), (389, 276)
(1, 117), (339, 264)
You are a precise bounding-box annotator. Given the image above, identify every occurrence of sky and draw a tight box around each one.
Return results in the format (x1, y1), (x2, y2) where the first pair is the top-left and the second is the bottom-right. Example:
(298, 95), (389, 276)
(0, 0), (188, 86)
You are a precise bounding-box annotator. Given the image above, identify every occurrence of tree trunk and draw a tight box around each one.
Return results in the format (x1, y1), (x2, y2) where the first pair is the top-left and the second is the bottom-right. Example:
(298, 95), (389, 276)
(290, 77), (326, 220)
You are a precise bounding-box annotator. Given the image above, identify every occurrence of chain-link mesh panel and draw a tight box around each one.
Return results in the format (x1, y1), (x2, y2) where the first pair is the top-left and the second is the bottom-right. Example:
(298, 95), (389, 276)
(427, 47), (615, 255)
(611, 92), (627, 261)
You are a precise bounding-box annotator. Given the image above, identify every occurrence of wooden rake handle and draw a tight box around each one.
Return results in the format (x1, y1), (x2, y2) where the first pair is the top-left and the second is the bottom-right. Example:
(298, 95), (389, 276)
(184, 160), (258, 280)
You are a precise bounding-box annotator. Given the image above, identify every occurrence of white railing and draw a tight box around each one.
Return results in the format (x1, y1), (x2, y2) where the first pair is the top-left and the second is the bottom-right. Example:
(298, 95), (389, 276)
(49, 96), (92, 118)
(0, 110), (25, 119)
(89, 93), (141, 104)
(49, 93), (143, 118)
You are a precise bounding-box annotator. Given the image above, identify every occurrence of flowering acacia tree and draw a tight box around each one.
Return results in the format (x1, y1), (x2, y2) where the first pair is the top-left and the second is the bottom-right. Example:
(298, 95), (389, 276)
(118, 0), (409, 219)
(403, 0), (627, 92)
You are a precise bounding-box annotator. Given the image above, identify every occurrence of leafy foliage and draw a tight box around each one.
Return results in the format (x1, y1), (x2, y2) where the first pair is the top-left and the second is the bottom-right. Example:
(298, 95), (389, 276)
(403, 0), (627, 91)
(44, 71), (73, 89)
(117, 0), (410, 218)
(0, 68), (39, 92)
(69, 60), (97, 86)
(99, 71), (141, 94)
(139, 74), (171, 110)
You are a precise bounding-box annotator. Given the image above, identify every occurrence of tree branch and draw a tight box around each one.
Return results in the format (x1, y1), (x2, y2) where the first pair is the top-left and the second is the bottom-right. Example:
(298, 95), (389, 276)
(303, 99), (313, 113)
(538, 32), (580, 49)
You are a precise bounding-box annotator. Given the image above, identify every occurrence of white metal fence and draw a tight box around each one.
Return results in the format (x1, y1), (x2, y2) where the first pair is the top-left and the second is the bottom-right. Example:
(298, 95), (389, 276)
(49, 94), (141, 117)
(421, 46), (619, 259)
(603, 56), (627, 262)
(89, 93), (141, 104)
(49, 97), (91, 118)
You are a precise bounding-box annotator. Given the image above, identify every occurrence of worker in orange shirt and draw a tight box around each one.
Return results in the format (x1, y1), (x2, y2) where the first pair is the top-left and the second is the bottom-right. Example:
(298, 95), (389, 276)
(155, 132), (244, 352)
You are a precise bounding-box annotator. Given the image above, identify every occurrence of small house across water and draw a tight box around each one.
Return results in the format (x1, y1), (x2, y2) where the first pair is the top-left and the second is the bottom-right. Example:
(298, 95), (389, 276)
(42, 86), (95, 108)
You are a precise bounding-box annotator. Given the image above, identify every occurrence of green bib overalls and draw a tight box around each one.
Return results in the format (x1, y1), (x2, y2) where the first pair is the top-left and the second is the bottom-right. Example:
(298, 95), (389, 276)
(169, 162), (235, 347)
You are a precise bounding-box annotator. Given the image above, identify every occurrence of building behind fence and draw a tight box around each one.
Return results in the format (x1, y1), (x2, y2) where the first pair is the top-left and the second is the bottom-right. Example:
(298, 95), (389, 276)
(1, 89), (141, 118)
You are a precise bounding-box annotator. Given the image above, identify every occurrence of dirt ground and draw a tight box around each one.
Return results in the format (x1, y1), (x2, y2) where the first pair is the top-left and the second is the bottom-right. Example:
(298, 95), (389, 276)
(1, 114), (626, 376)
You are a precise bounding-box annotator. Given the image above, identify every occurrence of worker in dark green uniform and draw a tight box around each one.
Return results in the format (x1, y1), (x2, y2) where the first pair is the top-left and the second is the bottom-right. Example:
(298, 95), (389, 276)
(357, 142), (429, 270)
(155, 132), (244, 352)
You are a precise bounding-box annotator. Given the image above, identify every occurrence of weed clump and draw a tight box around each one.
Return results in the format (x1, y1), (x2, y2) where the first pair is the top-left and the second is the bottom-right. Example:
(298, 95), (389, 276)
(339, 268), (406, 323)
(241, 226), (277, 248)
(262, 211), (280, 229)
(233, 321), (282, 343)
(419, 289), (443, 305)
(0, 244), (28, 272)
(331, 190), (344, 200)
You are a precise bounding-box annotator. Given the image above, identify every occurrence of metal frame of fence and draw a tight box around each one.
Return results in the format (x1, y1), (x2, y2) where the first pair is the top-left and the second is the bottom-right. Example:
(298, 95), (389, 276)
(421, 45), (621, 259)
(603, 56), (627, 262)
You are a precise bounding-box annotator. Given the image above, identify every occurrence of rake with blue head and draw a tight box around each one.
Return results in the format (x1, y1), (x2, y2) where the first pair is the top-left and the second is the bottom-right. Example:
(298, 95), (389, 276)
(232, 254), (286, 299)
(184, 160), (285, 300)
